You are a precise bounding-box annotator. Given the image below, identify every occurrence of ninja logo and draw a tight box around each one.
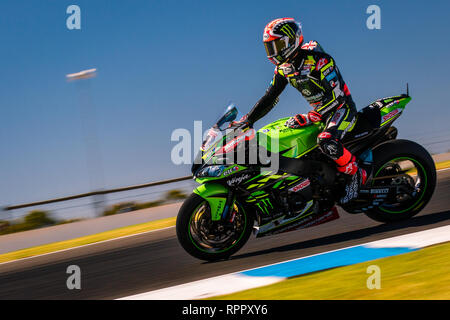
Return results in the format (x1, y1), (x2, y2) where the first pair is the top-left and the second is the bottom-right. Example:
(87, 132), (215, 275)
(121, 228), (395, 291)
(366, 5), (381, 30)
(227, 174), (251, 186)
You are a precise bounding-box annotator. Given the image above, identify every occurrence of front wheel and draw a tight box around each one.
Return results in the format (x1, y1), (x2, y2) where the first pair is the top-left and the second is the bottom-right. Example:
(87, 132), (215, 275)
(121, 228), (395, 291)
(364, 139), (436, 223)
(176, 193), (254, 261)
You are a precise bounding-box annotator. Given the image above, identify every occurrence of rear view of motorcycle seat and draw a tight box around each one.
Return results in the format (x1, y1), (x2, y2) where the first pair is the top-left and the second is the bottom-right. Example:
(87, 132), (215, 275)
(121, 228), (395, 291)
(340, 97), (404, 156)
(344, 94), (408, 144)
(343, 104), (381, 144)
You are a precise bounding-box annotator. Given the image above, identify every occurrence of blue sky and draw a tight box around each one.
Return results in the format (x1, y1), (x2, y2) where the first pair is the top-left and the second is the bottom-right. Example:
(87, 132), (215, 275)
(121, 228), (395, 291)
(1, 0), (450, 208)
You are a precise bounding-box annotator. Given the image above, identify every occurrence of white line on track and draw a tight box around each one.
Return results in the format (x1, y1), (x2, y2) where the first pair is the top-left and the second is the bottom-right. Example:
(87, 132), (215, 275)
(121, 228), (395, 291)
(118, 274), (285, 300)
(118, 224), (450, 300)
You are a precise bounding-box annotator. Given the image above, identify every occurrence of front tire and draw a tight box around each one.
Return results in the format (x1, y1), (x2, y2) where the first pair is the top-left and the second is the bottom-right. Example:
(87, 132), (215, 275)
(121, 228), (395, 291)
(364, 139), (436, 223)
(176, 193), (254, 261)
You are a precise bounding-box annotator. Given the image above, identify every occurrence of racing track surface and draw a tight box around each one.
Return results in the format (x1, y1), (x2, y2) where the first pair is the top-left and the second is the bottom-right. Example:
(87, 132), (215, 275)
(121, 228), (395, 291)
(0, 170), (449, 300)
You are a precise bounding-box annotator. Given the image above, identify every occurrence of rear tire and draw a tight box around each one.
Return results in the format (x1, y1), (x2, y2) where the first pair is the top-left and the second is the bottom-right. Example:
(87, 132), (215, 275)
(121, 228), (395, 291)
(176, 193), (254, 261)
(364, 139), (436, 223)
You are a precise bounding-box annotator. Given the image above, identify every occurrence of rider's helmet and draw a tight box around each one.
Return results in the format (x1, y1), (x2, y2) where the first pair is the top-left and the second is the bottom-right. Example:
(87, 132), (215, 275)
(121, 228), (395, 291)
(263, 18), (303, 65)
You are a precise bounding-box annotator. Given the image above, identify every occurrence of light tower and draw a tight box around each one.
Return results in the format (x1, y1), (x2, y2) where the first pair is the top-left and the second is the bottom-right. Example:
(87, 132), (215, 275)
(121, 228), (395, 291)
(66, 68), (105, 216)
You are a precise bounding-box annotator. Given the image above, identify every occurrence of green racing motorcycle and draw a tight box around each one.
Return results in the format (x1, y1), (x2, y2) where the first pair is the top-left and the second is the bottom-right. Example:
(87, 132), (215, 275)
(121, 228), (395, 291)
(176, 91), (436, 261)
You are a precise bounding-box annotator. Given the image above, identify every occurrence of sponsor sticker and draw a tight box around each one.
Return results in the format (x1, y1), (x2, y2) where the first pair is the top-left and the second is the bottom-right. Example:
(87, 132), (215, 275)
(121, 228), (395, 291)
(322, 66), (334, 77)
(370, 188), (389, 194)
(318, 132), (332, 139)
(305, 92), (324, 102)
(316, 58), (328, 70)
(318, 100), (339, 114)
(325, 70), (337, 81)
(302, 88), (312, 96)
(329, 108), (345, 127)
(223, 165), (240, 176)
(221, 129), (255, 153)
(289, 179), (311, 192)
(382, 109), (399, 122)
(301, 69), (311, 76)
(280, 63), (294, 74)
(227, 174), (251, 186)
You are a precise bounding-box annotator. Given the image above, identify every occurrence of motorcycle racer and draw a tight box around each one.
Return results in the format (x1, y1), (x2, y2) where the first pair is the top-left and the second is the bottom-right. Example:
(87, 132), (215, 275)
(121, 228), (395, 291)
(239, 17), (367, 204)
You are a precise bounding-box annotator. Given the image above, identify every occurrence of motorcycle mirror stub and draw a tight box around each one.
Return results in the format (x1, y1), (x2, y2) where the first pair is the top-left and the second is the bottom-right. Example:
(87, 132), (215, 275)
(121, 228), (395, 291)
(216, 104), (238, 128)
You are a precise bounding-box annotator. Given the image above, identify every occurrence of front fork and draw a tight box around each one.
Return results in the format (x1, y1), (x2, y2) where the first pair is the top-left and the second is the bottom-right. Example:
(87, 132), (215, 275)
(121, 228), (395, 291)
(193, 183), (235, 222)
(222, 191), (236, 222)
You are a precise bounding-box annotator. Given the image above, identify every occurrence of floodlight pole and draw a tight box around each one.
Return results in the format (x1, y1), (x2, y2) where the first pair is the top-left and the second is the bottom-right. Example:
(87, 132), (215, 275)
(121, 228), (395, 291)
(66, 68), (105, 216)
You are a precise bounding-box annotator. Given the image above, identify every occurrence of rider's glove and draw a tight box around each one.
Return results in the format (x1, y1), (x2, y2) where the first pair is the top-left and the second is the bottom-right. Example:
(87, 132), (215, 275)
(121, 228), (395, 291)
(286, 111), (322, 129)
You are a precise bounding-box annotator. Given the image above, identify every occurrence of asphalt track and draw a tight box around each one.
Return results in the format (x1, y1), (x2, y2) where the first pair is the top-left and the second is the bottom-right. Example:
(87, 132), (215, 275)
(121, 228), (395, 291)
(0, 170), (449, 300)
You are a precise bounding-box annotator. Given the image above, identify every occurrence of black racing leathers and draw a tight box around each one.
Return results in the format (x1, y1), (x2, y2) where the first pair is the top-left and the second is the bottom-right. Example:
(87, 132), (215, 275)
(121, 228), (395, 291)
(247, 40), (358, 173)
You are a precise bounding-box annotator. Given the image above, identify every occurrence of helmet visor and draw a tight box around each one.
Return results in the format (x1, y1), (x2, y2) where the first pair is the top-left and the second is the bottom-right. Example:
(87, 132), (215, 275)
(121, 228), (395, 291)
(264, 38), (288, 59)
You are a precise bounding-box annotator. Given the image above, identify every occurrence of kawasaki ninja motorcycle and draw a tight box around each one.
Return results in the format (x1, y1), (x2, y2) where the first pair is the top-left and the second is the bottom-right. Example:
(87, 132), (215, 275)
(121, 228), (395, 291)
(176, 91), (436, 261)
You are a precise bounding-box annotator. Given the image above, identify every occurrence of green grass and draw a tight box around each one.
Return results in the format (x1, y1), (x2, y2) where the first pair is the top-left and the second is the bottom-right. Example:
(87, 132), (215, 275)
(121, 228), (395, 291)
(0, 216), (176, 263)
(210, 242), (450, 300)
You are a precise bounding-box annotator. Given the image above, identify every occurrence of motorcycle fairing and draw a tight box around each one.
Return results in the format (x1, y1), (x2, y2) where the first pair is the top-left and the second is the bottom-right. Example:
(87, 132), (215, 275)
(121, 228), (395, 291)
(193, 183), (229, 221)
(257, 120), (324, 158)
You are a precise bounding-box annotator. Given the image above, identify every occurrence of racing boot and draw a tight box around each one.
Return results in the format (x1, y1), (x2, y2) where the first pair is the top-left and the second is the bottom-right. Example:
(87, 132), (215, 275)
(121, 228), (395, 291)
(339, 166), (368, 204)
(331, 147), (368, 204)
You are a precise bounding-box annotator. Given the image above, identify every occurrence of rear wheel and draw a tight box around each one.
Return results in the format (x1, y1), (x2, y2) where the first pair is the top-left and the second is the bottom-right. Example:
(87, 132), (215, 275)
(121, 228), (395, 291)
(364, 139), (436, 223)
(176, 193), (254, 261)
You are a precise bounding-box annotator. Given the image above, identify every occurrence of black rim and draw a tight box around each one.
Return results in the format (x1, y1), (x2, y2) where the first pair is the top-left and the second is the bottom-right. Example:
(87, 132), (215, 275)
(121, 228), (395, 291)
(188, 202), (247, 254)
(371, 157), (428, 214)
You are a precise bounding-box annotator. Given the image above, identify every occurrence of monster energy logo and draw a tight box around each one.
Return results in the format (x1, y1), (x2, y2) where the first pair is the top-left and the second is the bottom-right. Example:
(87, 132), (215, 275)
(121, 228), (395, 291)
(256, 198), (273, 214)
(280, 25), (295, 39)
